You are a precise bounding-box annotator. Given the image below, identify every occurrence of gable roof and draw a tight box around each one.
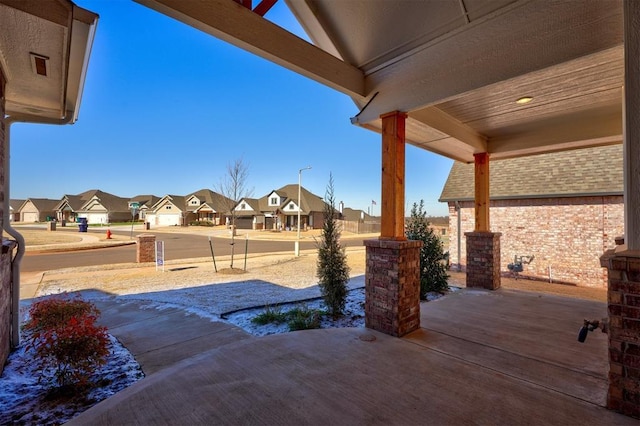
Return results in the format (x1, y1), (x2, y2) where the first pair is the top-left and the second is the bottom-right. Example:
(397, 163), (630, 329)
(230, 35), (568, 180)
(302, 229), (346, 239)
(129, 194), (161, 208)
(342, 207), (371, 222)
(10, 199), (25, 212)
(257, 184), (327, 213)
(79, 190), (130, 212)
(21, 198), (59, 212)
(187, 189), (235, 213)
(439, 145), (623, 202)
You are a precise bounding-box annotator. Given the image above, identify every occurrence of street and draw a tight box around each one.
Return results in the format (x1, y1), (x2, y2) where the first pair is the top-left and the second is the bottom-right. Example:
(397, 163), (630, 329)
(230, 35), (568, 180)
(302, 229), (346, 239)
(21, 228), (365, 272)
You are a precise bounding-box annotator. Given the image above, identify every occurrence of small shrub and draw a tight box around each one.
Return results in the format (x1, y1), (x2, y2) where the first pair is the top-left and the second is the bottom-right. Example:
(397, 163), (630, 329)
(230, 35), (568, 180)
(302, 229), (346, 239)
(251, 305), (287, 325)
(405, 200), (449, 298)
(316, 174), (350, 318)
(287, 305), (322, 331)
(23, 296), (109, 390)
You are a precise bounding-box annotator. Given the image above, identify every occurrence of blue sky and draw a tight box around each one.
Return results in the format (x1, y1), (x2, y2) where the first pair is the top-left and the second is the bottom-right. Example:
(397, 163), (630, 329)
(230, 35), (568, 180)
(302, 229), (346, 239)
(10, 0), (453, 216)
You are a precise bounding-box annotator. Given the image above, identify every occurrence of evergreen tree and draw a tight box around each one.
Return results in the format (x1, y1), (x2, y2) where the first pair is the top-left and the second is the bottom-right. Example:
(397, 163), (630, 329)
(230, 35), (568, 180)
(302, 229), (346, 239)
(317, 174), (350, 317)
(405, 200), (449, 298)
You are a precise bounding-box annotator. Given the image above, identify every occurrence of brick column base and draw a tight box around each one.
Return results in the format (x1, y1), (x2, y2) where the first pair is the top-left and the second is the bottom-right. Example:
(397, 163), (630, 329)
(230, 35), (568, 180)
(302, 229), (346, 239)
(364, 239), (422, 337)
(465, 232), (501, 290)
(136, 234), (156, 263)
(600, 248), (640, 419)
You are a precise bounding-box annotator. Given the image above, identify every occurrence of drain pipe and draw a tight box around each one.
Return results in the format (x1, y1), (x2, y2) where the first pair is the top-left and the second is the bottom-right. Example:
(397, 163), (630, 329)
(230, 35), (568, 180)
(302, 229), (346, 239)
(455, 201), (462, 272)
(4, 113), (74, 347)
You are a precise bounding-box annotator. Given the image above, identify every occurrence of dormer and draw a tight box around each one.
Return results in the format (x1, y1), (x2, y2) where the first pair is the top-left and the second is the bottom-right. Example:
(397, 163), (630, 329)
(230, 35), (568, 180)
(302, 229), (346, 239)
(186, 195), (201, 207)
(267, 191), (281, 207)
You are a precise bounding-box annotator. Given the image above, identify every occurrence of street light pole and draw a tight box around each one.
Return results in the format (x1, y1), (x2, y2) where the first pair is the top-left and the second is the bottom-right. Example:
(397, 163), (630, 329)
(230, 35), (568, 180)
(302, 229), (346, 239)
(295, 165), (312, 256)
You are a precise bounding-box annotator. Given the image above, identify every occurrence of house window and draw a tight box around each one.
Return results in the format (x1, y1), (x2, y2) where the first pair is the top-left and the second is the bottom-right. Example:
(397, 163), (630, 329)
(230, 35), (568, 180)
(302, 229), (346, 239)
(289, 204), (295, 210)
(165, 206), (171, 210)
(191, 200), (199, 205)
(241, 203), (247, 209)
(270, 197), (278, 205)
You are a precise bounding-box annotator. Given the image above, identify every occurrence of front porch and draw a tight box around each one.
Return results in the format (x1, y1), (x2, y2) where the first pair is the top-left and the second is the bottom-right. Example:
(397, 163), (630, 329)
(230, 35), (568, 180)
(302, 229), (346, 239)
(69, 286), (628, 424)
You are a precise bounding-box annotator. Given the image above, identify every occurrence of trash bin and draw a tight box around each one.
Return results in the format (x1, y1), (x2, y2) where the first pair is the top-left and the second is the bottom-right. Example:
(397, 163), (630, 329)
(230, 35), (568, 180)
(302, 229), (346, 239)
(78, 217), (88, 232)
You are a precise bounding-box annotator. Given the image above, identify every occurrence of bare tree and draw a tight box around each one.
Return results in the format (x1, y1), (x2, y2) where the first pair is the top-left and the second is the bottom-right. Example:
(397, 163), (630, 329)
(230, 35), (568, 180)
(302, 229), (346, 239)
(216, 157), (253, 269)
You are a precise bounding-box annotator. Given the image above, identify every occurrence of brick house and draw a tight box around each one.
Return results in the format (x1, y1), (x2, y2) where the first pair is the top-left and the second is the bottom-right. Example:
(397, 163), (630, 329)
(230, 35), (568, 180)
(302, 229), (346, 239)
(439, 145), (623, 288)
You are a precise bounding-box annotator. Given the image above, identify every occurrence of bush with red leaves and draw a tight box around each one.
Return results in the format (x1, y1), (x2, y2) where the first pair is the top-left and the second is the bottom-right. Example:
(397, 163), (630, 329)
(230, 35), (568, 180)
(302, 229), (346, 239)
(23, 296), (109, 390)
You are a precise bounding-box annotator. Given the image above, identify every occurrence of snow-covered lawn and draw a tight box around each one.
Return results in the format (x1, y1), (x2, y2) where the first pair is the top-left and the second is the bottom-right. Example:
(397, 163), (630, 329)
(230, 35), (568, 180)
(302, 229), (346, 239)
(1, 287), (453, 425)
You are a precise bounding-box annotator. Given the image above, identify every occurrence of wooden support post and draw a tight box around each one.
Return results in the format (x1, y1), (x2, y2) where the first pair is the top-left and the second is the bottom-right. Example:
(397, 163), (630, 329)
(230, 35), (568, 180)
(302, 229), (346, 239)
(380, 111), (407, 240)
(474, 152), (490, 232)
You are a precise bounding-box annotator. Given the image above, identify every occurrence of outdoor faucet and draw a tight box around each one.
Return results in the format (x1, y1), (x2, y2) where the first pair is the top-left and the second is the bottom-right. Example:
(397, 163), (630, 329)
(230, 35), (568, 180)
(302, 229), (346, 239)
(577, 318), (608, 342)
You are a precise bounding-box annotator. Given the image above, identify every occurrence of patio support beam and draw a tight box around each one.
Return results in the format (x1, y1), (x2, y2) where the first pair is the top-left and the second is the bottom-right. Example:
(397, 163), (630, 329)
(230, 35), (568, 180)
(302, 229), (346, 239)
(135, 0), (366, 99)
(380, 111), (407, 240)
(474, 152), (490, 232)
(465, 152), (501, 290)
(365, 110), (420, 337)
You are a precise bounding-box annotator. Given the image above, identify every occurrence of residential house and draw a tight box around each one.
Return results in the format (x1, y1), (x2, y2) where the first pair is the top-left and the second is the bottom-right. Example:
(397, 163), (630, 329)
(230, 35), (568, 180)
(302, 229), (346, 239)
(145, 189), (232, 227)
(18, 198), (59, 222)
(55, 189), (101, 223)
(9, 200), (23, 222)
(127, 195), (160, 222)
(439, 145), (623, 288)
(234, 185), (327, 230)
(76, 190), (132, 224)
(189, 189), (234, 225)
(338, 203), (379, 234)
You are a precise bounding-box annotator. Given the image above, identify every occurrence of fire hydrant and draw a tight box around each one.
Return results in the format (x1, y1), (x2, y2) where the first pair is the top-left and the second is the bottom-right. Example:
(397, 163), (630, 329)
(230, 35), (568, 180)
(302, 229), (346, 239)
(106, 229), (112, 239)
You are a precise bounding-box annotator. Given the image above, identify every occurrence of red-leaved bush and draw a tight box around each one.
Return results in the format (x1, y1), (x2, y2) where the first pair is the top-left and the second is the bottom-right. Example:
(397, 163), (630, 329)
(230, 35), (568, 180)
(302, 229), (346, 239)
(23, 296), (109, 390)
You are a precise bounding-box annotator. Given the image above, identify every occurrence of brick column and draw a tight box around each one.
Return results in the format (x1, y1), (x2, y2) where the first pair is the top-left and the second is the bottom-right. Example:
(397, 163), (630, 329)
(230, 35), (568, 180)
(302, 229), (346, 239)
(600, 249), (640, 419)
(465, 232), (501, 290)
(364, 239), (422, 337)
(136, 234), (156, 263)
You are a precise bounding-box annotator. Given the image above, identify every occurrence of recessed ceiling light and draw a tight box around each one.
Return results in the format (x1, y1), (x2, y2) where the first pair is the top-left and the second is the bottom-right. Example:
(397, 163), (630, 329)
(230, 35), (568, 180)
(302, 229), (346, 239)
(516, 96), (533, 105)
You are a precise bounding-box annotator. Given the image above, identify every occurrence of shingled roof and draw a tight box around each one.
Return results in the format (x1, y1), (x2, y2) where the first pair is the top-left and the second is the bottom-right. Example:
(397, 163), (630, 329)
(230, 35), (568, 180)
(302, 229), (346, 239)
(439, 145), (623, 202)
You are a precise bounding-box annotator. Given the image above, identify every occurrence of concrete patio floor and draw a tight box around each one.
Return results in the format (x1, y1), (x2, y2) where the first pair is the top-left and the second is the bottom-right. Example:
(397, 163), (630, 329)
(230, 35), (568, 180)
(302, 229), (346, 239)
(66, 287), (634, 425)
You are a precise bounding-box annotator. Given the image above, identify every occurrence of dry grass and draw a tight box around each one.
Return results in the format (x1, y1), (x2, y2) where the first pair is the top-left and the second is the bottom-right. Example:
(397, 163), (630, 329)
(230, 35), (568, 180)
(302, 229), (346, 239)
(14, 229), (83, 246)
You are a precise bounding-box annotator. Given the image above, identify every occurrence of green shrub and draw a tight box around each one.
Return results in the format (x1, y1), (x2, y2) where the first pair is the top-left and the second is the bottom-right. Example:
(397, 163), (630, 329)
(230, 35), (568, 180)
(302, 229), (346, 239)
(287, 305), (322, 331)
(23, 296), (109, 390)
(251, 305), (288, 325)
(316, 174), (350, 318)
(405, 200), (450, 298)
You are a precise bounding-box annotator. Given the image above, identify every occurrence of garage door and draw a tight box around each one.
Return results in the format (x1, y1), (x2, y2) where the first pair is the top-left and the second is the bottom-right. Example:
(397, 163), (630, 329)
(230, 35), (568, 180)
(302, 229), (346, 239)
(157, 214), (180, 227)
(22, 212), (39, 222)
(234, 217), (253, 229)
(84, 213), (108, 225)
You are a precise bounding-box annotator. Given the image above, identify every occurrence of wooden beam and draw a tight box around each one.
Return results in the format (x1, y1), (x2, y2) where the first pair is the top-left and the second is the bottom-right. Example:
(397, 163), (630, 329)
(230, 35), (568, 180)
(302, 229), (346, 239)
(135, 0), (366, 99)
(474, 153), (490, 232)
(409, 107), (488, 153)
(253, 0), (277, 17)
(380, 111), (407, 240)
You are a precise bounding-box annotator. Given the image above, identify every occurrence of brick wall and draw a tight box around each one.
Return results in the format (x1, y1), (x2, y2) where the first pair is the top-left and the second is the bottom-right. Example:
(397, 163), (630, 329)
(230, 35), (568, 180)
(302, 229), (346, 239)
(0, 242), (15, 373)
(364, 239), (422, 337)
(448, 196), (624, 288)
(466, 232), (501, 289)
(136, 234), (156, 263)
(601, 251), (640, 418)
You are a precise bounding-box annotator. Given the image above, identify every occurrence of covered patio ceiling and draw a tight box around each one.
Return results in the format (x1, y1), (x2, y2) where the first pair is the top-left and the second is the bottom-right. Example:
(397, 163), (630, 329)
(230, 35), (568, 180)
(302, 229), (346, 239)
(135, 0), (623, 163)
